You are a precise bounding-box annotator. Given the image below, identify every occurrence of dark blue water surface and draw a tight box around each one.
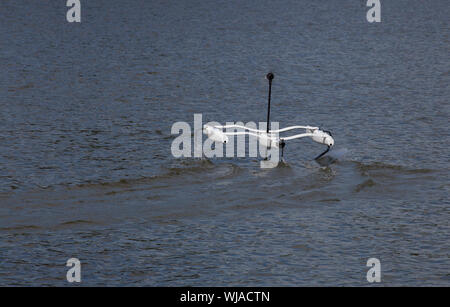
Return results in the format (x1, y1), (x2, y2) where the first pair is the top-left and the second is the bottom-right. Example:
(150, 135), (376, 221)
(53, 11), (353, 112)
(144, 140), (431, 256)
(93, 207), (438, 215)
(0, 0), (448, 286)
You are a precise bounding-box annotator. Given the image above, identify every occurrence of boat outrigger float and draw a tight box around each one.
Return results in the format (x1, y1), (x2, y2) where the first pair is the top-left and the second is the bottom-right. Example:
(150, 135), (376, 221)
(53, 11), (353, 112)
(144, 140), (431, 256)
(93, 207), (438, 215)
(203, 73), (334, 161)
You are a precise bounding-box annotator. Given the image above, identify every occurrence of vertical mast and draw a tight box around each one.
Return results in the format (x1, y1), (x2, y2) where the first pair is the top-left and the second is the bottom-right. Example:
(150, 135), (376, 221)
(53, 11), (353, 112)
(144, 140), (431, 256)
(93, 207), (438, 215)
(266, 72), (274, 134)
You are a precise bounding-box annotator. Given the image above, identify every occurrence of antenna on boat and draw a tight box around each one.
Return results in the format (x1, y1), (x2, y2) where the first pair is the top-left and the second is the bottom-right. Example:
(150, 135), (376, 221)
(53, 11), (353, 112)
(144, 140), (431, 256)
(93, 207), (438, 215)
(266, 72), (274, 134)
(265, 72), (287, 156)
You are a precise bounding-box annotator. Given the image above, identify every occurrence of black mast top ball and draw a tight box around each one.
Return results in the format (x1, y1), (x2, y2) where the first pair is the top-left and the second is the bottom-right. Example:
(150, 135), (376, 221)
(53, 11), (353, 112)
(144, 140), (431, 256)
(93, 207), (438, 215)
(266, 72), (274, 133)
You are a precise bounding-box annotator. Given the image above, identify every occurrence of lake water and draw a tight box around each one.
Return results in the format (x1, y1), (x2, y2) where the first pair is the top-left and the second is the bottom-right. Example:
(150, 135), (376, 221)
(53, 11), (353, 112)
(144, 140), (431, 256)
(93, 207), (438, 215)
(0, 0), (448, 286)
